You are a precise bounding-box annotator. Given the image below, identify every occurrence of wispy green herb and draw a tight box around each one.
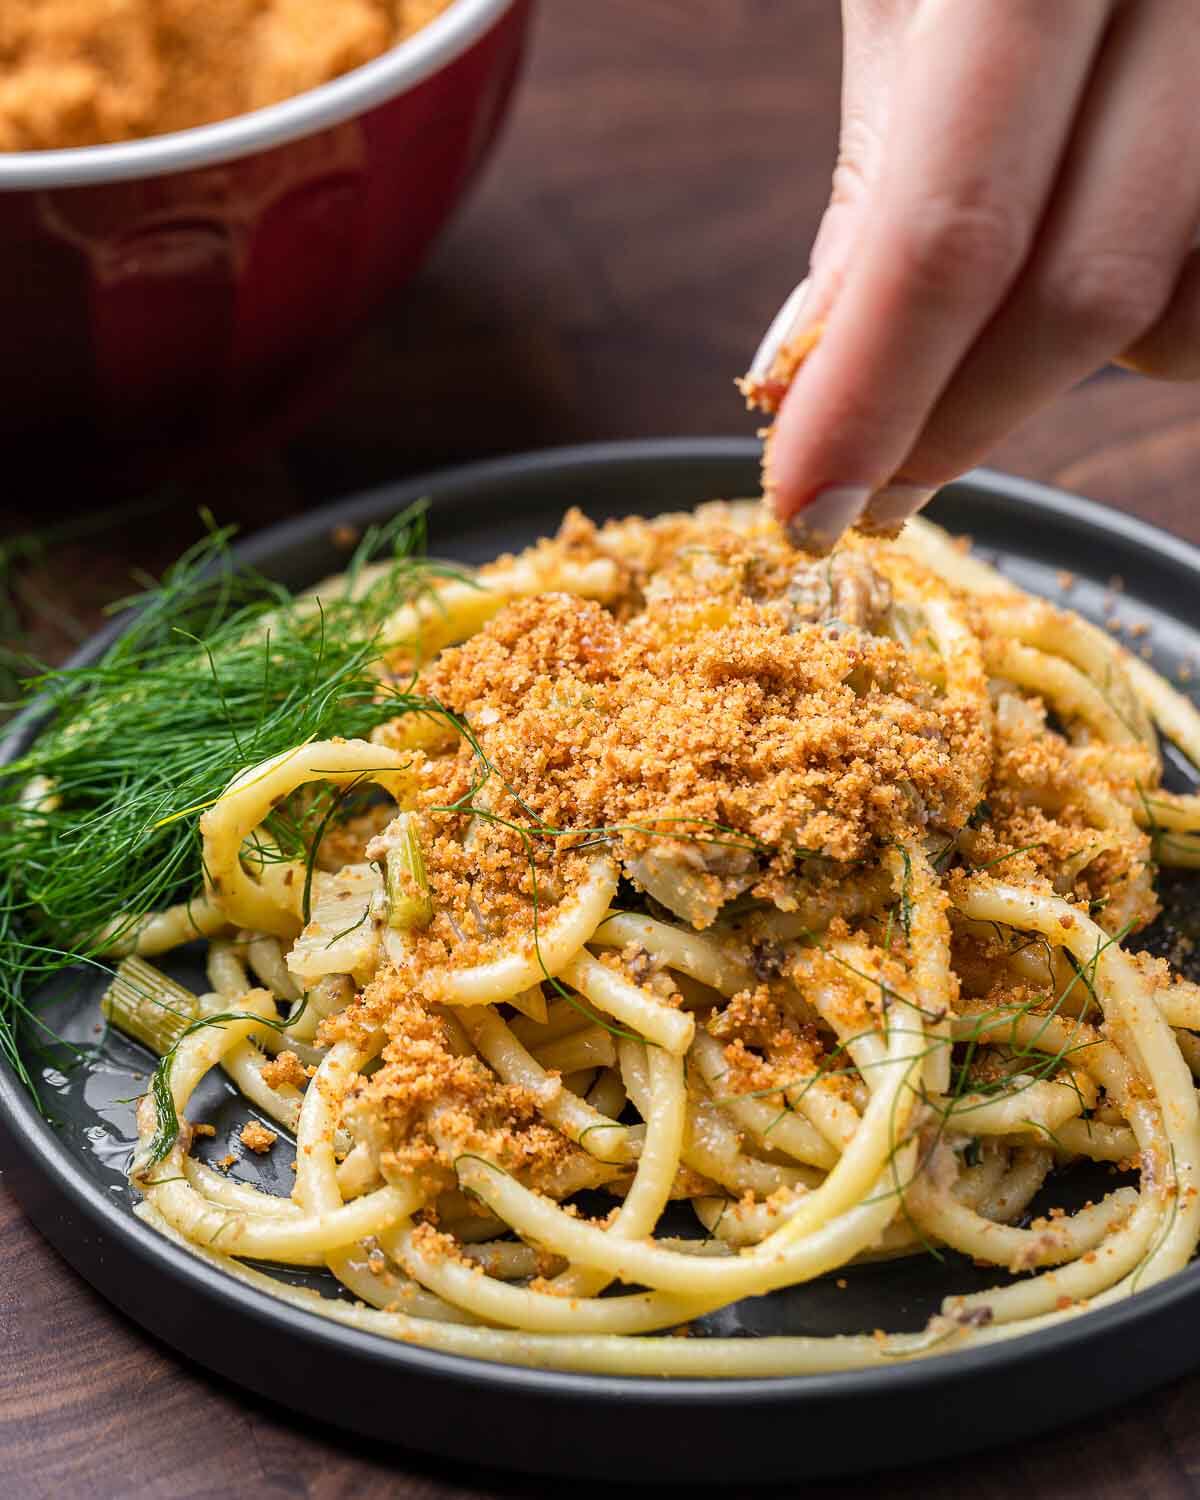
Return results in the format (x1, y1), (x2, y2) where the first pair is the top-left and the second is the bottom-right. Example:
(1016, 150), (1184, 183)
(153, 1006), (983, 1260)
(0, 502), (464, 1095)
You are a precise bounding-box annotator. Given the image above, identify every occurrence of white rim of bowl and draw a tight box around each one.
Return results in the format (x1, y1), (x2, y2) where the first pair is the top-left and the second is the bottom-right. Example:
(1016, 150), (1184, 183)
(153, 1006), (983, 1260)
(0, 0), (519, 191)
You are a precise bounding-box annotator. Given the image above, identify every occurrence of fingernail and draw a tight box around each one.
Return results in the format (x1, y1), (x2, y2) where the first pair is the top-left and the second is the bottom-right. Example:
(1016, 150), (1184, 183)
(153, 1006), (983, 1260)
(746, 277), (811, 386)
(784, 486), (871, 554)
(865, 484), (938, 527)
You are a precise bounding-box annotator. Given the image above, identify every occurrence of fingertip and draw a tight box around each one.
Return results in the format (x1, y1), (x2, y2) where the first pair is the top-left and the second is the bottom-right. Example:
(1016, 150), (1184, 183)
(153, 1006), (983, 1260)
(778, 486), (872, 556)
(862, 484), (939, 529)
(762, 365), (838, 523)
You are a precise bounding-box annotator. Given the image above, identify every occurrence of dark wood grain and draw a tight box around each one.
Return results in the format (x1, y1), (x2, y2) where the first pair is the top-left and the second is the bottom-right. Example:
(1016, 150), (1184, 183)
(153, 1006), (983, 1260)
(4, 2), (1200, 1494)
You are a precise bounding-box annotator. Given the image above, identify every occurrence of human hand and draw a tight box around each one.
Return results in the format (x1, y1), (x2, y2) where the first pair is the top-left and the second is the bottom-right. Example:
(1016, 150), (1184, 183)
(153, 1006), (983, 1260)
(745, 0), (1200, 552)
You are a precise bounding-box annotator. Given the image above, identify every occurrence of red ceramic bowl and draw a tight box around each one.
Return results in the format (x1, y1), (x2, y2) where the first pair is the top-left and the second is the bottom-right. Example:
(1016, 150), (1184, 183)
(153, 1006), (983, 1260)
(0, 0), (533, 493)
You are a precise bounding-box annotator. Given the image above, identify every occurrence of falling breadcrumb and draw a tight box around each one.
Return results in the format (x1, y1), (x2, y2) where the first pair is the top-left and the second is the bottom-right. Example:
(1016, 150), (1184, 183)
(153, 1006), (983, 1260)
(261, 1050), (310, 1090)
(240, 1121), (279, 1154)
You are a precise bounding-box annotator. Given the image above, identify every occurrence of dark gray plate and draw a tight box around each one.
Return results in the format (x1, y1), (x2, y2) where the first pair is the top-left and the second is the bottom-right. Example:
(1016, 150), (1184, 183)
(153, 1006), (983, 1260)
(3, 439), (1200, 1482)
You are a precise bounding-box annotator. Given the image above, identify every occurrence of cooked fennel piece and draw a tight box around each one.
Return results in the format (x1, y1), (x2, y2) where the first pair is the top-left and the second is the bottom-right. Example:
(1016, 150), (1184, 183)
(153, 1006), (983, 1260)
(370, 814), (434, 932)
(102, 955), (216, 1056)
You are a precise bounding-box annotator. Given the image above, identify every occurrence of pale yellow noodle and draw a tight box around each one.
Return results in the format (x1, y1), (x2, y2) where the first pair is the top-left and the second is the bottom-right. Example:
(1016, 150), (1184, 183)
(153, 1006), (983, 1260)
(117, 505), (1200, 1379)
(200, 739), (415, 938)
(385, 856), (618, 1006)
(558, 951), (695, 1055)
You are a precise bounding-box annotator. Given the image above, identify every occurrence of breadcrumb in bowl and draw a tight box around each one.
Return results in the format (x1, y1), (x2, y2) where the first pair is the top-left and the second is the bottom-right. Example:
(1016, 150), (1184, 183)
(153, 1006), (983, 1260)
(0, 0), (534, 493)
(0, 1), (459, 151)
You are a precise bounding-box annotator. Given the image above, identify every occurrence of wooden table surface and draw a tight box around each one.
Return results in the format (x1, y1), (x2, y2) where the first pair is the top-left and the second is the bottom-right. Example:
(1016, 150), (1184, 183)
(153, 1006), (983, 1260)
(4, 3), (1200, 1495)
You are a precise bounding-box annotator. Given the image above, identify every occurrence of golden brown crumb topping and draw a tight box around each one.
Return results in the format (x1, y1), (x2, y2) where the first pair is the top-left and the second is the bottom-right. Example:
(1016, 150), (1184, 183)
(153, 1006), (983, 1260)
(240, 1120), (278, 1154)
(343, 969), (610, 1198)
(419, 580), (981, 881)
(318, 503), (1162, 1203)
(737, 323), (826, 415)
(260, 1050), (310, 1091)
(708, 984), (826, 1098)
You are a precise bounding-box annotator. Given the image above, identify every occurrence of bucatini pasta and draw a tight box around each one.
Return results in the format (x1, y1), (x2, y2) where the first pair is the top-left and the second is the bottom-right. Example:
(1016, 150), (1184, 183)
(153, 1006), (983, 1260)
(92, 498), (1200, 1377)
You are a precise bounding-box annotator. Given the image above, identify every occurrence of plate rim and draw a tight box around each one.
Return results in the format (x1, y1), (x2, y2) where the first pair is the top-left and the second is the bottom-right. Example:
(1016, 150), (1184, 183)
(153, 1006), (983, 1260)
(4, 437), (1200, 1422)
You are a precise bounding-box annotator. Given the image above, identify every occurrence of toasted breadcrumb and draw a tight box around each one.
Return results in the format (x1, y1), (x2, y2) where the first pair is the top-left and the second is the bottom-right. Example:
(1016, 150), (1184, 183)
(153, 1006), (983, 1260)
(0, 1), (457, 151)
(416, 538), (987, 884)
(241, 501), (1178, 1321)
(342, 970), (622, 1200)
(261, 1050), (310, 1091)
(240, 1121), (278, 1154)
(736, 322), (826, 415)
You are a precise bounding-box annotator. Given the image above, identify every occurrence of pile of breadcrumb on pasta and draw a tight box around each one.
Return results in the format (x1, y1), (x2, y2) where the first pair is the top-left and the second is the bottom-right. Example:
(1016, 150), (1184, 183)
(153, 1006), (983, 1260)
(109, 492), (1200, 1378)
(317, 504), (1155, 1201)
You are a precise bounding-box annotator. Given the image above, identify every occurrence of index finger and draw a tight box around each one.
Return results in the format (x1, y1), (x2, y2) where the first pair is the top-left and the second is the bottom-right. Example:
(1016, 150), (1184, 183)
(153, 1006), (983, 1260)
(767, 0), (1114, 548)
